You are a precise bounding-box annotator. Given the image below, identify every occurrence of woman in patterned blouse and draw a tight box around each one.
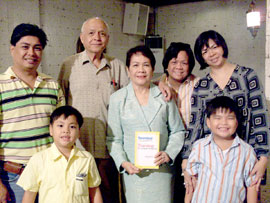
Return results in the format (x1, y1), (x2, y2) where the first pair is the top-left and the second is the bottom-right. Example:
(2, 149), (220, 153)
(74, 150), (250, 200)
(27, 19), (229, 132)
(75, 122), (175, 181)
(182, 30), (269, 194)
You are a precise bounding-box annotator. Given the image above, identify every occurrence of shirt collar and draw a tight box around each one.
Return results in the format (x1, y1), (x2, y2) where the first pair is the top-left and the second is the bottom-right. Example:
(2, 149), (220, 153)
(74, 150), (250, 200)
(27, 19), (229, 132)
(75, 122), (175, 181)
(49, 143), (87, 161)
(126, 82), (162, 99)
(165, 74), (195, 93)
(166, 74), (195, 86)
(206, 65), (239, 81)
(81, 50), (112, 69)
(185, 74), (196, 83)
(5, 66), (52, 81)
(203, 133), (241, 149)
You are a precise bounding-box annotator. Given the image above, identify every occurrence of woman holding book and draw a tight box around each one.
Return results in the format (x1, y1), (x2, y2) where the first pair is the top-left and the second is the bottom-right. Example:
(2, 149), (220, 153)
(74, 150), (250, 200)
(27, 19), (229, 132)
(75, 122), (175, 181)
(107, 45), (185, 203)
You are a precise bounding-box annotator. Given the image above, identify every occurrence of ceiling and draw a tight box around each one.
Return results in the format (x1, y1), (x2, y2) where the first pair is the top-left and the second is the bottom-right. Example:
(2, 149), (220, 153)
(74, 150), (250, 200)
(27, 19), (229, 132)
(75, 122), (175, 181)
(123, 0), (205, 7)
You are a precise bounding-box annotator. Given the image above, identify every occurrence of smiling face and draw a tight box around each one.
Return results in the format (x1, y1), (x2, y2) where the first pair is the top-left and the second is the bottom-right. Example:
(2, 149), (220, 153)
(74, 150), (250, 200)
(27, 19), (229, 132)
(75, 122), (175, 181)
(80, 18), (109, 56)
(167, 51), (189, 84)
(10, 36), (43, 71)
(201, 39), (226, 68)
(50, 115), (80, 151)
(206, 108), (238, 141)
(128, 52), (153, 88)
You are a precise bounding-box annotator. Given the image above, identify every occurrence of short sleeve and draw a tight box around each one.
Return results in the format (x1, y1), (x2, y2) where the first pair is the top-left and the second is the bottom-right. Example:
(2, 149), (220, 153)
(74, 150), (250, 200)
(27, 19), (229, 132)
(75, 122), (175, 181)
(186, 142), (201, 176)
(243, 147), (257, 187)
(57, 85), (66, 107)
(87, 155), (101, 188)
(58, 58), (72, 103)
(17, 154), (40, 192)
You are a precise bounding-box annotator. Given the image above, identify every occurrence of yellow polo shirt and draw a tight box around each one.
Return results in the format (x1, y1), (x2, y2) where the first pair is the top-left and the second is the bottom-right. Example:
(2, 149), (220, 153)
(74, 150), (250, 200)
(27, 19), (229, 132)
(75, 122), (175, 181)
(17, 144), (101, 203)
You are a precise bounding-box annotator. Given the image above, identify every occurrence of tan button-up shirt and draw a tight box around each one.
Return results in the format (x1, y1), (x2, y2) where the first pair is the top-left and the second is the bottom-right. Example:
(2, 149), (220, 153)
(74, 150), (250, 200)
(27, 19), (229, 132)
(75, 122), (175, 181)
(58, 51), (129, 158)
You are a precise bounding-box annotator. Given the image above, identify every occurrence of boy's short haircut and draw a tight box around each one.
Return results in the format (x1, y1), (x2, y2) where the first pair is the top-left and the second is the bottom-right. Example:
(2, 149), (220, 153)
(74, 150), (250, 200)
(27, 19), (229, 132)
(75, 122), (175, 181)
(10, 23), (48, 48)
(50, 106), (84, 128)
(206, 96), (240, 122)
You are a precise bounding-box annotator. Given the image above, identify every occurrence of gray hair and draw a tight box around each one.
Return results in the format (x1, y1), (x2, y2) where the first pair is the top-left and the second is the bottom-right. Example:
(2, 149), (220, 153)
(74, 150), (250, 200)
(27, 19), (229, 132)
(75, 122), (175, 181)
(81, 17), (110, 35)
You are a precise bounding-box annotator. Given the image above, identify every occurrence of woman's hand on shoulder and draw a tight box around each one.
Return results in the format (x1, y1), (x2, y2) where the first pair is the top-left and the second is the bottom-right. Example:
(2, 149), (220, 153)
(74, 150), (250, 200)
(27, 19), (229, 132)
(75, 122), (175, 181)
(121, 161), (141, 175)
(158, 81), (172, 102)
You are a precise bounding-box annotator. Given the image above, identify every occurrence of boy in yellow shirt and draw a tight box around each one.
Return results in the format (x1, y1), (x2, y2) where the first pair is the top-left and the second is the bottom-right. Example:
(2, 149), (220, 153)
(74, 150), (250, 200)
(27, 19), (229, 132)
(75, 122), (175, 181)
(17, 106), (103, 203)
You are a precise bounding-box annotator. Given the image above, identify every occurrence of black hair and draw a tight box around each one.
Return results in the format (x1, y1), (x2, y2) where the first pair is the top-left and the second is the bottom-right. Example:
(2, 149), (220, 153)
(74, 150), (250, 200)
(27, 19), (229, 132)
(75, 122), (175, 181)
(10, 23), (48, 48)
(206, 96), (240, 124)
(126, 45), (156, 70)
(194, 30), (228, 70)
(76, 37), (85, 53)
(50, 106), (84, 128)
(162, 42), (195, 76)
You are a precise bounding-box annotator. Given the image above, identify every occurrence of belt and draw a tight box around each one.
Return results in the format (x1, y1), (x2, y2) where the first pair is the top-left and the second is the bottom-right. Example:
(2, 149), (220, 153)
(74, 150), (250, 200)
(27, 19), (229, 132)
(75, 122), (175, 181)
(1, 161), (25, 175)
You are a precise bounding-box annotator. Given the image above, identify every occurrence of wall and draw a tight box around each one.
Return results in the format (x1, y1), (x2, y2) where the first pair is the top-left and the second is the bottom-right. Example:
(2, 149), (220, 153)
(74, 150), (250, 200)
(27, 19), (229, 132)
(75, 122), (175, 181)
(0, 0), (40, 72)
(157, 0), (266, 83)
(0, 0), (144, 79)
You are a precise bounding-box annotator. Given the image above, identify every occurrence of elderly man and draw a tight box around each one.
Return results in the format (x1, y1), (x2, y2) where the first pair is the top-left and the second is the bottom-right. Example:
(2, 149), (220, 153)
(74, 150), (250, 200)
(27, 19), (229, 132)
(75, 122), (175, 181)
(58, 17), (128, 203)
(0, 23), (64, 203)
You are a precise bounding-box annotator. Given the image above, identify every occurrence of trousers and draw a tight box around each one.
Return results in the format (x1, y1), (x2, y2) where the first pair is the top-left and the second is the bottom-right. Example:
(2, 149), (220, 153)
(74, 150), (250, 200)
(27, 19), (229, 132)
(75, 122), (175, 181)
(95, 158), (120, 203)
